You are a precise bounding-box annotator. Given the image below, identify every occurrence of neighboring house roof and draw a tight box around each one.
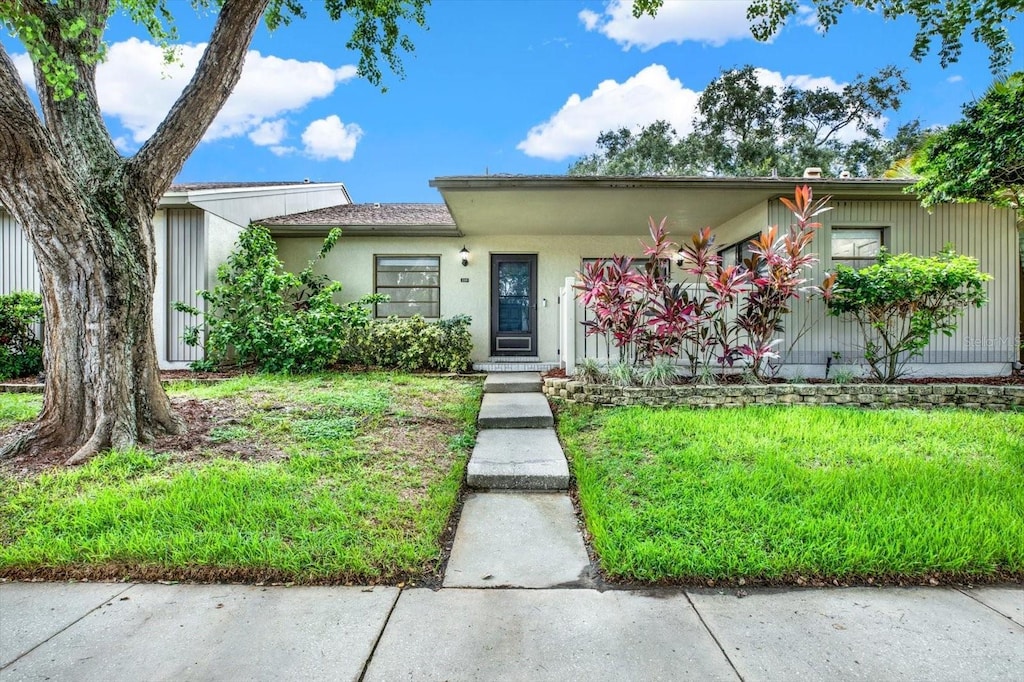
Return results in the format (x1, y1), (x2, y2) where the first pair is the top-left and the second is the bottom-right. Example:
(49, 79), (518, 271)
(261, 203), (460, 237)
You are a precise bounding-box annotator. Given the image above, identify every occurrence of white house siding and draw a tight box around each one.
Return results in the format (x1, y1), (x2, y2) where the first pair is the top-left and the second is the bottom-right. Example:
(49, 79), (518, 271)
(186, 184), (349, 228)
(163, 208), (206, 364)
(275, 234), (653, 363)
(0, 208), (40, 295)
(769, 199), (1019, 372)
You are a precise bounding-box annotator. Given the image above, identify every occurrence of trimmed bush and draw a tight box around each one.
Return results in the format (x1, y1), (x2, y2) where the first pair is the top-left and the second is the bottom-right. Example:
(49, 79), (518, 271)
(349, 314), (472, 373)
(0, 291), (44, 380)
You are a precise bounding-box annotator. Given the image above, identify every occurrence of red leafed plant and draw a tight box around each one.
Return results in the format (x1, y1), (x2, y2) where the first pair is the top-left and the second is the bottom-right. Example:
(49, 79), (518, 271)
(575, 186), (830, 382)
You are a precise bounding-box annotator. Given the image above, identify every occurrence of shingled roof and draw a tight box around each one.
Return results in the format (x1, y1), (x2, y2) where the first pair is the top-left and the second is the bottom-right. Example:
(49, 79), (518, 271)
(260, 203), (459, 236)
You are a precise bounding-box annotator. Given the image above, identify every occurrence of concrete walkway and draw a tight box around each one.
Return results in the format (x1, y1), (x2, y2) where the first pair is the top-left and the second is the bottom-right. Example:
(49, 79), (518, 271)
(1, 581), (1021, 680)
(449, 373), (586, 588)
(3, 375), (1022, 679)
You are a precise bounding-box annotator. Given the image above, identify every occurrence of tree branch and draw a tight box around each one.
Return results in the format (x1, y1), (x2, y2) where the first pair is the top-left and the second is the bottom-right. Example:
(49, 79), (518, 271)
(130, 0), (270, 204)
(0, 43), (59, 204)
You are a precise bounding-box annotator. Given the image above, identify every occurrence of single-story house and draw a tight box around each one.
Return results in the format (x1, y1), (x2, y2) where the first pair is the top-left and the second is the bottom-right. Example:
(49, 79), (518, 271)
(2, 175), (1019, 376)
(1, 181), (351, 368)
(265, 175), (1020, 378)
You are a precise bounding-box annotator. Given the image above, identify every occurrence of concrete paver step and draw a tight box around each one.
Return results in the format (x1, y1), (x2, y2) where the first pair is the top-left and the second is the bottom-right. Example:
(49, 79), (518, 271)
(483, 372), (542, 394)
(443, 492), (590, 588)
(477, 392), (553, 429)
(467, 428), (569, 490)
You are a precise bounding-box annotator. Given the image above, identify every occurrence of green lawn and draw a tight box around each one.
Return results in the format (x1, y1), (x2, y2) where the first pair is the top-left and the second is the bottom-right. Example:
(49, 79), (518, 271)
(0, 373), (480, 583)
(558, 404), (1024, 583)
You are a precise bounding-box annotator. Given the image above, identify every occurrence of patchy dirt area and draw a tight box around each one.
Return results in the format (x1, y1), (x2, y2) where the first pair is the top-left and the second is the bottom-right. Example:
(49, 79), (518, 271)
(1, 396), (286, 478)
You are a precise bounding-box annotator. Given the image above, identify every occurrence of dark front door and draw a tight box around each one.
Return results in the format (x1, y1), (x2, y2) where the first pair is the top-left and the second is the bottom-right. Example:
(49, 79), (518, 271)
(491, 254), (537, 356)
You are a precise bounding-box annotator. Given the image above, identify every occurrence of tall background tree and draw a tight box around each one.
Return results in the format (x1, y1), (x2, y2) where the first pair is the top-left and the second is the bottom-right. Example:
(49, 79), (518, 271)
(569, 65), (924, 177)
(910, 71), (1024, 361)
(0, 0), (426, 464)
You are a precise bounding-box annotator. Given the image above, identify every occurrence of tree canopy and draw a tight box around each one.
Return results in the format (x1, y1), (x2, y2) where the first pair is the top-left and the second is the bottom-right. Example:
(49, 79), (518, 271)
(910, 71), (1024, 210)
(569, 65), (925, 178)
(634, 0), (1020, 73)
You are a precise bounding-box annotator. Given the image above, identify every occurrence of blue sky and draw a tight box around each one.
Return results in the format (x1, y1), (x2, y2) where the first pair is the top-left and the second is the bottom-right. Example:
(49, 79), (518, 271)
(6, 1), (1022, 202)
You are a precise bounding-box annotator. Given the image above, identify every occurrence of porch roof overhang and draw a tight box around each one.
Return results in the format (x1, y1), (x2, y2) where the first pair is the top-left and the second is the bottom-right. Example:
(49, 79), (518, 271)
(429, 175), (915, 237)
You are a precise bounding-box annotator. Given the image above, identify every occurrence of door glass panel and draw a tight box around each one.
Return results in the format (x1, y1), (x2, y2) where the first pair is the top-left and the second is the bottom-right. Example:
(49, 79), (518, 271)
(497, 261), (531, 333)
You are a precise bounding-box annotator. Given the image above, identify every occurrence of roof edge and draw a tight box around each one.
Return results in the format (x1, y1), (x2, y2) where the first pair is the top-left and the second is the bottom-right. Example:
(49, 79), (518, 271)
(429, 175), (915, 192)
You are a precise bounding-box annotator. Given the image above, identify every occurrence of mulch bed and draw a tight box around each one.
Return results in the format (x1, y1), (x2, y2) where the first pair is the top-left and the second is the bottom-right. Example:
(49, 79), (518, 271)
(542, 367), (1024, 385)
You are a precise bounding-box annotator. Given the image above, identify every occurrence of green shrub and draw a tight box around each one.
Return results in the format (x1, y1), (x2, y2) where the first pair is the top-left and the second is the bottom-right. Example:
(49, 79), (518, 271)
(0, 291), (44, 380)
(823, 247), (991, 382)
(175, 225), (384, 373)
(349, 314), (472, 372)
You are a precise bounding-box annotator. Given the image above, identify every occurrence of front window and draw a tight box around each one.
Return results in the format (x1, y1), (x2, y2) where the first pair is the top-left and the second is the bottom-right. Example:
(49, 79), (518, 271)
(374, 255), (440, 318)
(831, 228), (885, 269)
(718, 233), (761, 269)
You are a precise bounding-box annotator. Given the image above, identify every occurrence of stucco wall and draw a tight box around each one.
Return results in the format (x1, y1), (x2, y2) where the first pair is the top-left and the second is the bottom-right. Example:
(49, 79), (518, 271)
(275, 234), (654, 362)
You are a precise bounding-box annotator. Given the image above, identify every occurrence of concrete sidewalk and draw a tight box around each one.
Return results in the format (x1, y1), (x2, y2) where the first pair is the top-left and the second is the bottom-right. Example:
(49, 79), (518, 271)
(1, 581), (1021, 681)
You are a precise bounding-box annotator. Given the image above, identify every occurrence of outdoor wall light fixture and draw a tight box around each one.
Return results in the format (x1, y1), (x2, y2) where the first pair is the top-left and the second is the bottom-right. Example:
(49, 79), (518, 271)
(674, 251), (685, 268)
(459, 246), (470, 267)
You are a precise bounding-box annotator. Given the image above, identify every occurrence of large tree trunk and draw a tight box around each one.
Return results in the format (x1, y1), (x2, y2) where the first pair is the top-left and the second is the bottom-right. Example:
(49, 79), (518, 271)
(4, 191), (182, 464)
(0, 0), (269, 465)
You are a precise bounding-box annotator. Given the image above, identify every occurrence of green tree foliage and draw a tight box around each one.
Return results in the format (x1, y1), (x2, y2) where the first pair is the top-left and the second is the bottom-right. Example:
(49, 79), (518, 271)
(2, 0), (427, 100)
(634, 0), (1020, 73)
(822, 248), (991, 381)
(570, 65), (923, 178)
(0, 291), (44, 380)
(911, 72), (1024, 211)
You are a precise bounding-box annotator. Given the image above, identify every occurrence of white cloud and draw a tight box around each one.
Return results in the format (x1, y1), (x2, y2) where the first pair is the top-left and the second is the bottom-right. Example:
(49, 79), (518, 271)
(98, 38), (358, 145)
(753, 68), (843, 93)
(796, 5), (824, 32)
(579, 0), (753, 50)
(300, 115), (363, 161)
(13, 39), (359, 149)
(947, 74), (964, 83)
(517, 64), (699, 161)
(520, 64), (888, 161)
(269, 145), (297, 157)
(248, 119), (288, 146)
(12, 52), (34, 88)
(578, 8), (600, 31)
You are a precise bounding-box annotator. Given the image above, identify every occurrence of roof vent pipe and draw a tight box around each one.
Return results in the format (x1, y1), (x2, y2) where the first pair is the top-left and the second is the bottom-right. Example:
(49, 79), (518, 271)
(803, 167), (823, 179)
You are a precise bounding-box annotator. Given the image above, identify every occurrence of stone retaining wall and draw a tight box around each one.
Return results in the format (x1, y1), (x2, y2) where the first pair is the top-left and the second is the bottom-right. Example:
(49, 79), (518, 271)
(543, 378), (1024, 411)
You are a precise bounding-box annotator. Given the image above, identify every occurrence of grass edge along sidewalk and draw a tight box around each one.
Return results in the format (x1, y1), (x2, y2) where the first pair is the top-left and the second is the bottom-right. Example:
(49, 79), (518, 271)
(0, 373), (481, 585)
(557, 403), (1024, 585)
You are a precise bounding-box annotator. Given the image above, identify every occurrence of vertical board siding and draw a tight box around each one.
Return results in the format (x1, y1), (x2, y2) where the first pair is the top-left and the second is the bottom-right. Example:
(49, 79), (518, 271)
(769, 198), (1018, 366)
(165, 209), (205, 363)
(0, 209), (41, 295)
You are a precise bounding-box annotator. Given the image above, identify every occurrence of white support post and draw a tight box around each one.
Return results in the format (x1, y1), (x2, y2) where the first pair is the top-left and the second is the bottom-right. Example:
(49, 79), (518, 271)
(563, 276), (576, 376)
